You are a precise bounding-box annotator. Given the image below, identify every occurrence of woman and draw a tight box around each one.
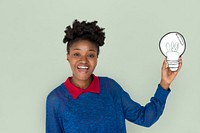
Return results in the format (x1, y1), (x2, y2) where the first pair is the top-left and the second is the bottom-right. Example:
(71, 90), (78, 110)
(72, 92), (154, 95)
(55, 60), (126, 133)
(46, 20), (182, 133)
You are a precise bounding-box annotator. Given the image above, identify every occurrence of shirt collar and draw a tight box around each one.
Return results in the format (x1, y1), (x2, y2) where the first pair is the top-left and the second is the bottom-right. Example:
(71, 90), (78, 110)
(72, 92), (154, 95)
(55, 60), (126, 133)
(64, 74), (100, 100)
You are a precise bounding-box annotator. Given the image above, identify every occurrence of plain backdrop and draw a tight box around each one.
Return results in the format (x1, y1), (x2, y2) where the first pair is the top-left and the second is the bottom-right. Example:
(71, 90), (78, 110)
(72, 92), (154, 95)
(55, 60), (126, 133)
(0, 0), (200, 133)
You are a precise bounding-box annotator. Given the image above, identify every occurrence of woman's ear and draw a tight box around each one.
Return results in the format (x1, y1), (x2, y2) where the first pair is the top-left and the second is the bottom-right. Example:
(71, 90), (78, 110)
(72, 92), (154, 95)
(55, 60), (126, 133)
(67, 53), (69, 61)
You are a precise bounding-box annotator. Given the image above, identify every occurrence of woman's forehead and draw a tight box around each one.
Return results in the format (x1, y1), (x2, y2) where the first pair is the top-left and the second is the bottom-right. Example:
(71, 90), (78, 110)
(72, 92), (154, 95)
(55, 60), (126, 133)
(70, 40), (97, 52)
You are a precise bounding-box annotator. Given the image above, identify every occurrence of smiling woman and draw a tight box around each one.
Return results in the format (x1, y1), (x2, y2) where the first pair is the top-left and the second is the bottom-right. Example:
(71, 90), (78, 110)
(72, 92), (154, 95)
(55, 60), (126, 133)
(46, 20), (182, 133)
(67, 40), (98, 89)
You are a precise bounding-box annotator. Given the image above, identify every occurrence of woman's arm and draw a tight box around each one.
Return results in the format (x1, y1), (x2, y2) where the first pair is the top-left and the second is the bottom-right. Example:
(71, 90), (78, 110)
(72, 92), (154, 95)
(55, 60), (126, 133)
(122, 58), (182, 127)
(122, 84), (170, 127)
(46, 94), (63, 133)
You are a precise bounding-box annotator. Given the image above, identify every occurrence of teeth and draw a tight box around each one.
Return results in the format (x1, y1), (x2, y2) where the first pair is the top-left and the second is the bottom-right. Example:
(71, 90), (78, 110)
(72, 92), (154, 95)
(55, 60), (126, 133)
(78, 66), (88, 69)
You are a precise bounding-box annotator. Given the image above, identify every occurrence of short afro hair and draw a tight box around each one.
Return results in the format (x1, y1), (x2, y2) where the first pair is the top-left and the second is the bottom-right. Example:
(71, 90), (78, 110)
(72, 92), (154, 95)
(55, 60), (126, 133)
(63, 19), (105, 55)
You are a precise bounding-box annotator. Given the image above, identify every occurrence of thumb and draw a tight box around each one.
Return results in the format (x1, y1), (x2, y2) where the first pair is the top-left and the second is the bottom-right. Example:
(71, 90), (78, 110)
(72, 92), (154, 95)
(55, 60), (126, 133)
(162, 58), (167, 70)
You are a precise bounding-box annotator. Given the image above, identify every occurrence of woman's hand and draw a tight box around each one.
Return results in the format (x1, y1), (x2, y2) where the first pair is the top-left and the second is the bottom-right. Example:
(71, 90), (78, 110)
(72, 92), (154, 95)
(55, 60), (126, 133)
(160, 57), (182, 90)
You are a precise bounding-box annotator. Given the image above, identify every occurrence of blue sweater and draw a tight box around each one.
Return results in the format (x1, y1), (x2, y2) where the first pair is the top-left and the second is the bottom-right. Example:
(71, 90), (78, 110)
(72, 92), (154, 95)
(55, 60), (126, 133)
(46, 77), (170, 133)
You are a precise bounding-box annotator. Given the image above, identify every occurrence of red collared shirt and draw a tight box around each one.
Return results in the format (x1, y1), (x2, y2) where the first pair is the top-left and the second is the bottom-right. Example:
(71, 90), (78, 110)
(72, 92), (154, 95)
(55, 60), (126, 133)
(64, 74), (100, 100)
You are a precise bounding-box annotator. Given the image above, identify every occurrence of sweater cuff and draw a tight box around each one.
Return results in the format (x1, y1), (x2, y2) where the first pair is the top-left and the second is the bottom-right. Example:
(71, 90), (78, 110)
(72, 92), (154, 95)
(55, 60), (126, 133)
(154, 84), (171, 103)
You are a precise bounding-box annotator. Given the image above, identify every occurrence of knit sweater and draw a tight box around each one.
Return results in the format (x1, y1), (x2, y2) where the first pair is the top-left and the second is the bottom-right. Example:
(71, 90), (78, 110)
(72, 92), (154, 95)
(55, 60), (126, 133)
(46, 76), (170, 133)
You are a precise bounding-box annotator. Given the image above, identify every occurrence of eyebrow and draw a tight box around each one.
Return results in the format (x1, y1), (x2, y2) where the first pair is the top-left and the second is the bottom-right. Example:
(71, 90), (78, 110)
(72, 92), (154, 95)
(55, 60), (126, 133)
(72, 48), (96, 52)
(89, 49), (96, 52)
(72, 48), (81, 51)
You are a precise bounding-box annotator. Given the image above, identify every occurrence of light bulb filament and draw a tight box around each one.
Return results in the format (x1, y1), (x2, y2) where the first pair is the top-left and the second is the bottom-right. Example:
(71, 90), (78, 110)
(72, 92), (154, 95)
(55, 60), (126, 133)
(166, 42), (179, 53)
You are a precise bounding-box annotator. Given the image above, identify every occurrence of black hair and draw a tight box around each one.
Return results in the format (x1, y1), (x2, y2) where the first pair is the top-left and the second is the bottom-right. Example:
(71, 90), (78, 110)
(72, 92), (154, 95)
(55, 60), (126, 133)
(63, 19), (105, 55)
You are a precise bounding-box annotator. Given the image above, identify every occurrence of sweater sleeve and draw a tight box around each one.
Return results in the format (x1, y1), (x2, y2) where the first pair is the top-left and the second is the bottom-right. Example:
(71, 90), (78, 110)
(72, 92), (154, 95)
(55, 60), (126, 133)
(46, 92), (63, 133)
(122, 84), (170, 127)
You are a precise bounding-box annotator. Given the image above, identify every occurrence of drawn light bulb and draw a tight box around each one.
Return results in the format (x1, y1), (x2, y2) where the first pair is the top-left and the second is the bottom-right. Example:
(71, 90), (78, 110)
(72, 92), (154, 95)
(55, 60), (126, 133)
(159, 32), (186, 71)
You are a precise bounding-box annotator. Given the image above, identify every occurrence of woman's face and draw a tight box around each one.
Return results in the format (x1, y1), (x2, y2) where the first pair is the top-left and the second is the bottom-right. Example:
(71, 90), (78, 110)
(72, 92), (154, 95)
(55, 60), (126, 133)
(67, 40), (98, 84)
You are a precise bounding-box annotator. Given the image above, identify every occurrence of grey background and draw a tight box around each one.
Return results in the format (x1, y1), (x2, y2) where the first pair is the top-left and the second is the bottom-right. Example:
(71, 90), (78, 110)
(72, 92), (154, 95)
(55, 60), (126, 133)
(0, 0), (199, 132)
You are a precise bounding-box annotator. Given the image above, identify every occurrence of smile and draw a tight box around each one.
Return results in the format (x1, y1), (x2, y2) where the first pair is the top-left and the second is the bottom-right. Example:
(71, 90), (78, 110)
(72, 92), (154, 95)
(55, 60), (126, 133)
(77, 66), (89, 70)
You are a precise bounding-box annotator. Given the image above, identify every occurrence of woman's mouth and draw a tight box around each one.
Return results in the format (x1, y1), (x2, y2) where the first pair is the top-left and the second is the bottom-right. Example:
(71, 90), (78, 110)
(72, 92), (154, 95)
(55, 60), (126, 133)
(77, 65), (89, 73)
(78, 66), (89, 69)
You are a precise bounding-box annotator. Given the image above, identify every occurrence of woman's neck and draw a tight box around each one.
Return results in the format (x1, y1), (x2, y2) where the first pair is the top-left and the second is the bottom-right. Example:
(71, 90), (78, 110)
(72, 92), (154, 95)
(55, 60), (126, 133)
(71, 76), (93, 89)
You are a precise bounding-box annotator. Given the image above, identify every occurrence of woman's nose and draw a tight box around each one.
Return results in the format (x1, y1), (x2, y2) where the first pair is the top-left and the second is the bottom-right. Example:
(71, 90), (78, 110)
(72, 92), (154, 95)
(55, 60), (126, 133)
(80, 55), (88, 63)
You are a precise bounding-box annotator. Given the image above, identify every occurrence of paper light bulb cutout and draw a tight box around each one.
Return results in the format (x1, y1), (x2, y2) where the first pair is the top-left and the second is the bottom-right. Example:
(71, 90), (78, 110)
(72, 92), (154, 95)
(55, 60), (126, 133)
(159, 32), (186, 71)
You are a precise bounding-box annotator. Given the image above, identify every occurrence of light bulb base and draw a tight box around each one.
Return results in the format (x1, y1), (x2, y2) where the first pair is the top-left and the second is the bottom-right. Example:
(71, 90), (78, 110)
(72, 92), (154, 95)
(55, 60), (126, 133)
(166, 52), (179, 71)
(169, 67), (178, 71)
(167, 59), (179, 71)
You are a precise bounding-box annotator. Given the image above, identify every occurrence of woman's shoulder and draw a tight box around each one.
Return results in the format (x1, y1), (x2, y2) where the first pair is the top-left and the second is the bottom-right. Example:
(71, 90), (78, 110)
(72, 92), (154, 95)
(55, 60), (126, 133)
(98, 76), (118, 84)
(46, 83), (67, 102)
(98, 76), (124, 94)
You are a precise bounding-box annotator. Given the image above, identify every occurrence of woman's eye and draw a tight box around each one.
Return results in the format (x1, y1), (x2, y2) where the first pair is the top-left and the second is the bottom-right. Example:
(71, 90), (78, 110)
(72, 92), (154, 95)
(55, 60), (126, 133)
(88, 54), (95, 58)
(73, 53), (80, 57)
